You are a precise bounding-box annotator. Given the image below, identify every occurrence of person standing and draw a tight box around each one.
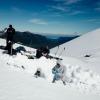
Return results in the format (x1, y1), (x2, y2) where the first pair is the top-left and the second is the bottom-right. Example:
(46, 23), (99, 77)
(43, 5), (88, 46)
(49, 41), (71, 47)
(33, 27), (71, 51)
(5, 25), (15, 55)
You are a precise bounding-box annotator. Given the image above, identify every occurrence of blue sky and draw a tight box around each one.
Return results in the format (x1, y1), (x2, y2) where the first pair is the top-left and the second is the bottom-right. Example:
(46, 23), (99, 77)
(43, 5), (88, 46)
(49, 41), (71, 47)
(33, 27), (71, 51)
(0, 0), (100, 35)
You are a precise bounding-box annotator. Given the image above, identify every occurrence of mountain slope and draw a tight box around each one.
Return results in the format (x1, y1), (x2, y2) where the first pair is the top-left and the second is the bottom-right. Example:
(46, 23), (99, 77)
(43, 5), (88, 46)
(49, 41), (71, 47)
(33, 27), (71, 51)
(0, 38), (100, 100)
(51, 28), (100, 73)
(51, 28), (100, 57)
(0, 31), (78, 49)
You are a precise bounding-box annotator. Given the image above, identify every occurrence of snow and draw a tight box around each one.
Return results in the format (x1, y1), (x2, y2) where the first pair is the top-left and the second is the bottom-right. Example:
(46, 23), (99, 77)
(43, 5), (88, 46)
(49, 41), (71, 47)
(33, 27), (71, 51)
(51, 28), (100, 73)
(0, 36), (100, 100)
(51, 28), (100, 57)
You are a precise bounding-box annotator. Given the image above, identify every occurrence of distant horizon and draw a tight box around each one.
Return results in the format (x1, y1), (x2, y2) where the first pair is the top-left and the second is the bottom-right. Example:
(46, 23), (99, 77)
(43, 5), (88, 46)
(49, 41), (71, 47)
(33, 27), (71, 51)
(0, 25), (100, 37)
(12, 27), (100, 36)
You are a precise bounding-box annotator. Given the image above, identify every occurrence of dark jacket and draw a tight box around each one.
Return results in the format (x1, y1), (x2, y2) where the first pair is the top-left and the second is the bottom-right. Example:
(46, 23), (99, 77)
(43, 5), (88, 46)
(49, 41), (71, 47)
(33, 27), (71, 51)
(7, 27), (15, 41)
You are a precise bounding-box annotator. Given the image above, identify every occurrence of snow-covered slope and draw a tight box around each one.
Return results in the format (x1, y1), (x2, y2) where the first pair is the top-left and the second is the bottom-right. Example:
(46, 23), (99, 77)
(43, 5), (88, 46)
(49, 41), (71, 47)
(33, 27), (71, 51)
(0, 38), (100, 100)
(51, 28), (100, 57)
(51, 28), (100, 73)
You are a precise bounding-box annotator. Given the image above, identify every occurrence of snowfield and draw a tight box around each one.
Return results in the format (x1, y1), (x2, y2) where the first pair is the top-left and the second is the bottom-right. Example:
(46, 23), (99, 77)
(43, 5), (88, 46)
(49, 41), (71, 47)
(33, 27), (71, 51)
(51, 28), (100, 57)
(0, 29), (100, 100)
(51, 28), (100, 74)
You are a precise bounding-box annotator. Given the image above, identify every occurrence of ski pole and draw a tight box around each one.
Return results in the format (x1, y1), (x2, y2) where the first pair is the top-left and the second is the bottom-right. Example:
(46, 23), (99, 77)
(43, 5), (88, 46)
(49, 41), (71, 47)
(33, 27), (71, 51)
(11, 42), (13, 55)
(0, 28), (7, 33)
(55, 46), (59, 56)
(58, 47), (65, 58)
(3, 28), (7, 32)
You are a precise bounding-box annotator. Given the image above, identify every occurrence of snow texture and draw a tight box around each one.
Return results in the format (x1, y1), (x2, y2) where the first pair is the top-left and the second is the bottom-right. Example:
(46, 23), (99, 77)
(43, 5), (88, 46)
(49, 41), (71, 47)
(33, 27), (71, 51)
(0, 30), (100, 100)
(51, 28), (100, 73)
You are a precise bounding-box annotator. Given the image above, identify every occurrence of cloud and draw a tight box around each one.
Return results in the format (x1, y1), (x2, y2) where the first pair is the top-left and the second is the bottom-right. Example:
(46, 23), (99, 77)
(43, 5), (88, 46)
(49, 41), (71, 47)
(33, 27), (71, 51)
(50, 4), (84, 16)
(87, 19), (97, 22)
(51, 5), (69, 12)
(69, 10), (84, 15)
(86, 18), (100, 24)
(53, 0), (82, 4)
(50, 0), (83, 15)
(50, 12), (63, 17)
(65, 0), (81, 4)
(29, 18), (48, 25)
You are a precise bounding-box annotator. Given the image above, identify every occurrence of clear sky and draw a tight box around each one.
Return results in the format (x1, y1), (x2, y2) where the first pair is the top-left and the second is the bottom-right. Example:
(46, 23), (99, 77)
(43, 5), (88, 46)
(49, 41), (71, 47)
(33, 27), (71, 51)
(0, 0), (100, 35)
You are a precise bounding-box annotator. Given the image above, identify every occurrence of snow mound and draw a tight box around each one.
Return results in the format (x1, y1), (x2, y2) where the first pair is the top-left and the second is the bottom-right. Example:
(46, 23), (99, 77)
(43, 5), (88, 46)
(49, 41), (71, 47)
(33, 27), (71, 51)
(1, 52), (100, 94)
(3, 53), (56, 81)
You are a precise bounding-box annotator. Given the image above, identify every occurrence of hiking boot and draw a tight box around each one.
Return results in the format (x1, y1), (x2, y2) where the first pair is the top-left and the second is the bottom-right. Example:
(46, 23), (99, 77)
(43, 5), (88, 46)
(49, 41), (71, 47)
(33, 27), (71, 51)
(62, 81), (66, 85)
(52, 79), (56, 83)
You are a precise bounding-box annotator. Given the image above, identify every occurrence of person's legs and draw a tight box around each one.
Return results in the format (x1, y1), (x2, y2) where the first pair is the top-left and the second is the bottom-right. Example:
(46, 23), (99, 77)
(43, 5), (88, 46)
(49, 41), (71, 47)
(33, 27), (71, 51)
(7, 41), (13, 55)
(52, 77), (56, 83)
(52, 73), (61, 83)
(8, 42), (11, 54)
(52, 75), (57, 83)
(61, 76), (66, 85)
(62, 80), (66, 85)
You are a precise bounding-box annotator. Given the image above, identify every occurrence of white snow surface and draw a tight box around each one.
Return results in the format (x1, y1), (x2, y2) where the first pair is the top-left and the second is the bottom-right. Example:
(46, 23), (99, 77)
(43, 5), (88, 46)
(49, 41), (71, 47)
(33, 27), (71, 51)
(0, 38), (100, 100)
(51, 28), (100, 73)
